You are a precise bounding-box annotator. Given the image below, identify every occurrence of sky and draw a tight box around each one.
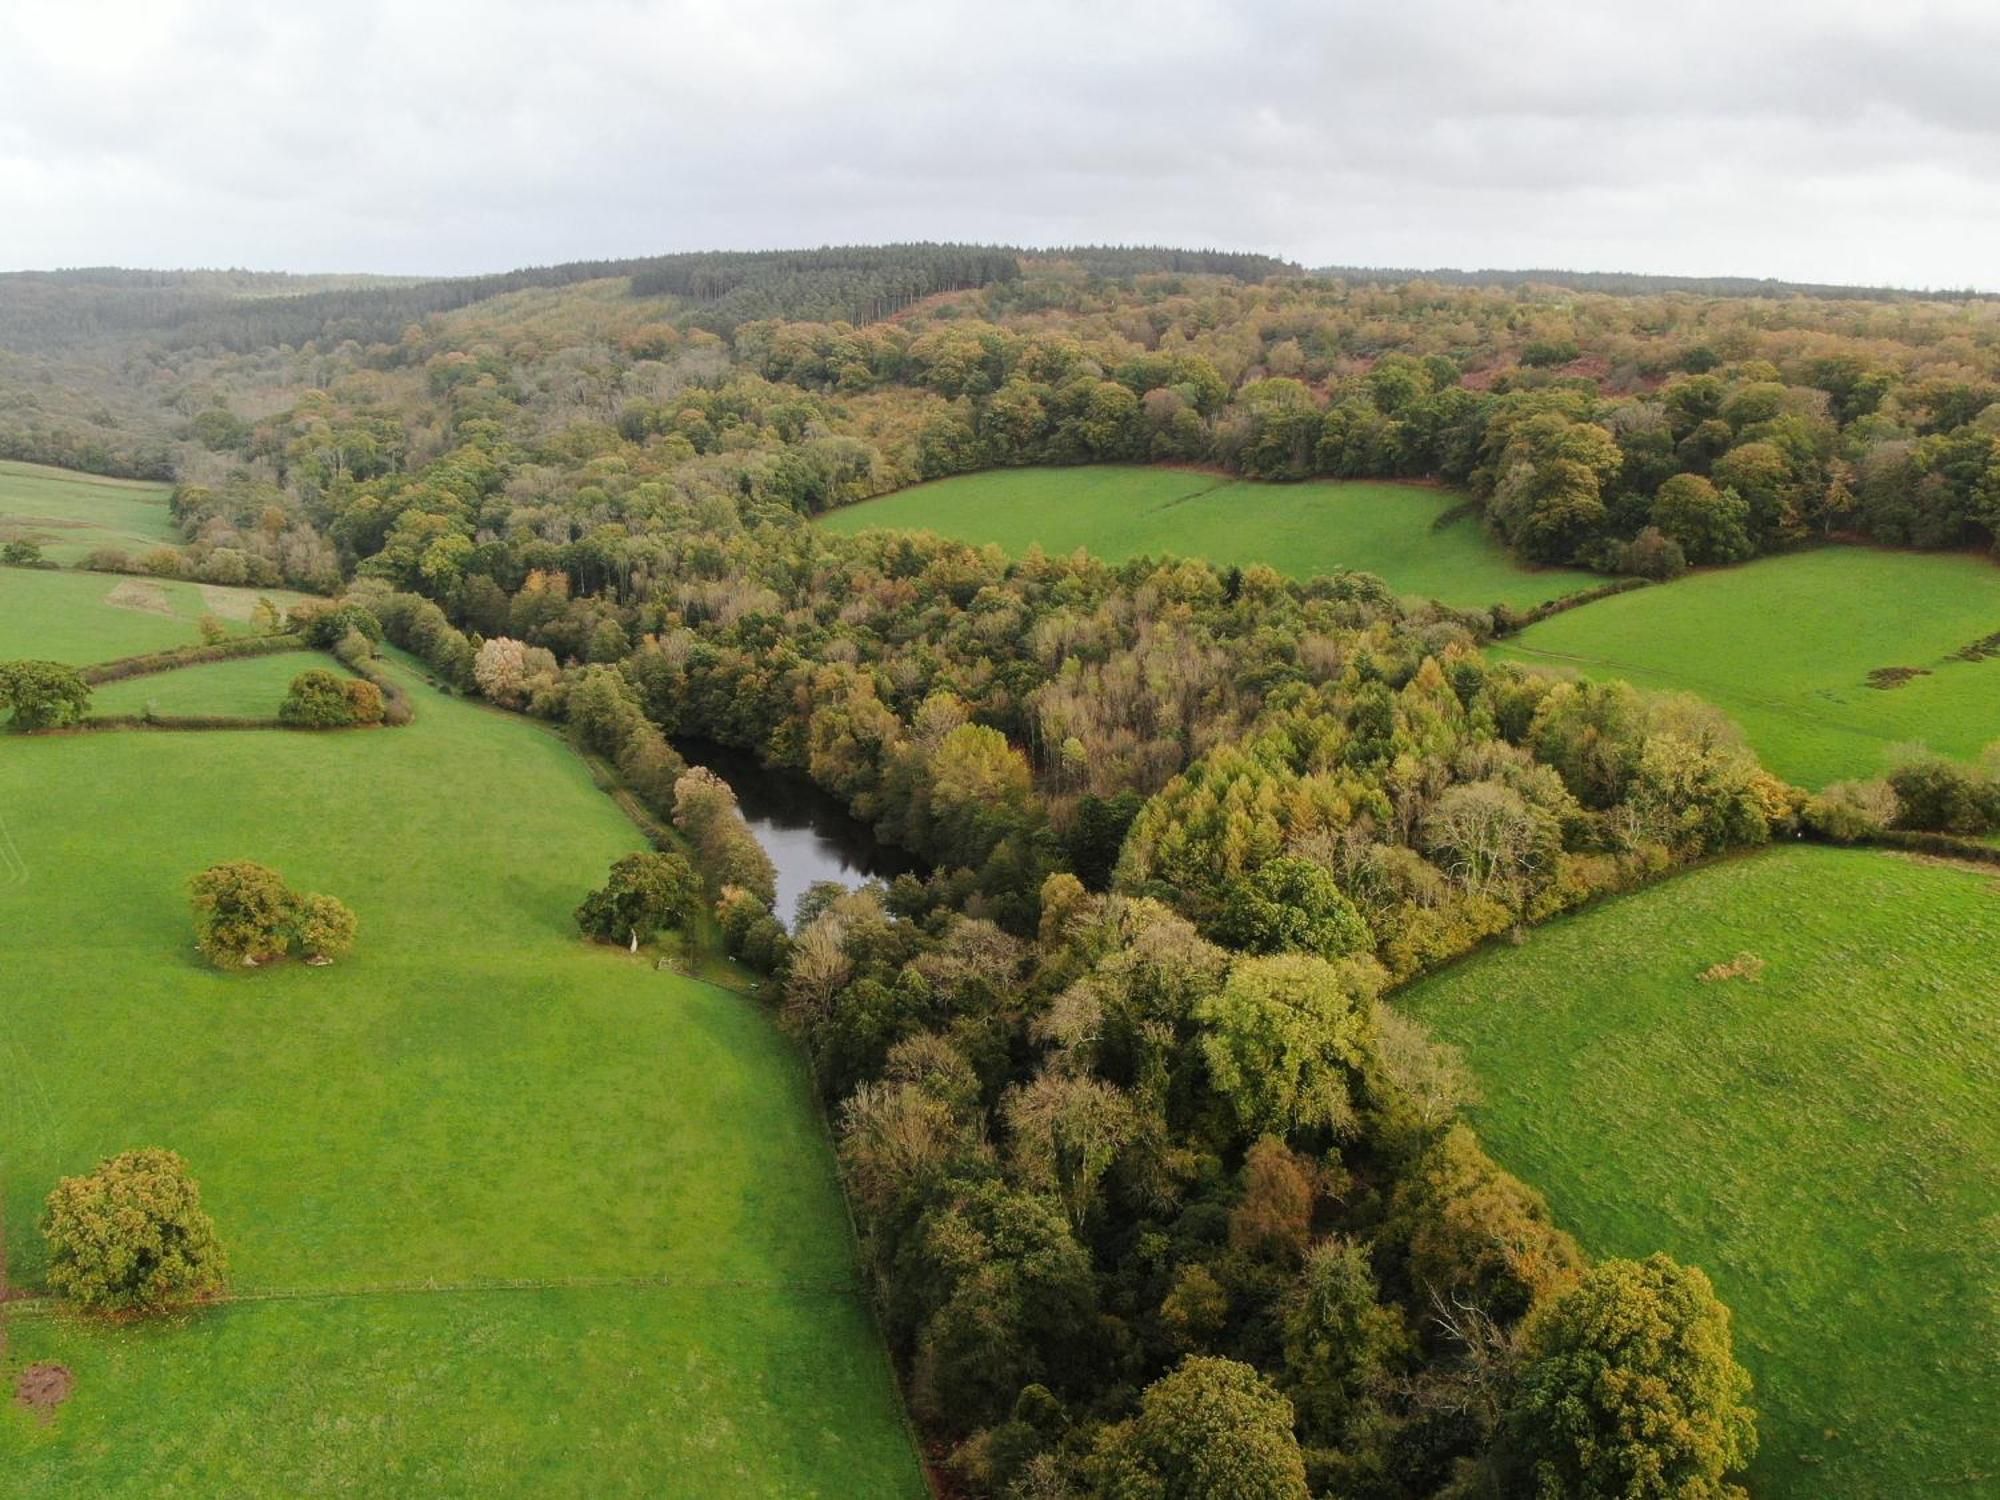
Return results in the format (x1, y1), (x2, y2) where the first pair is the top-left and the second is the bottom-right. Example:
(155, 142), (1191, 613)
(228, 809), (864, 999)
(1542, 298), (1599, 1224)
(2, 0), (1996, 288)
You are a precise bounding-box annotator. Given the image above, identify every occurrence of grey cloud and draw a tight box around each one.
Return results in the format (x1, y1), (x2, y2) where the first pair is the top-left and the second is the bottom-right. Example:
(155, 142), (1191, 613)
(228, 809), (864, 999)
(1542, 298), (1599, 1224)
(2, 0), (1996, 286)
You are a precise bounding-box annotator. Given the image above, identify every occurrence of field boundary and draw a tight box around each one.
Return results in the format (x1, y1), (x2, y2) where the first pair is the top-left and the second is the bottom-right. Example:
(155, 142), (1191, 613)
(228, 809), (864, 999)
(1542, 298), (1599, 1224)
(80, 634), (309, 685)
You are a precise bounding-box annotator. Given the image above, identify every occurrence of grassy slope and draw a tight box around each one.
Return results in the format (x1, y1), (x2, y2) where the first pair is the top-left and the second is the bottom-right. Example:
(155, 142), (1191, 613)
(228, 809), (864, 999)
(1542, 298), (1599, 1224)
(0, 460), (177, 565)
(0, 567), (306, 665)
(0, 642), (922, 1492)
(1494, 548), (2000, 786)
(820, 466), (1598, 609)
(87, 650), (332, 718)
(1400, 846), (1999, 1499)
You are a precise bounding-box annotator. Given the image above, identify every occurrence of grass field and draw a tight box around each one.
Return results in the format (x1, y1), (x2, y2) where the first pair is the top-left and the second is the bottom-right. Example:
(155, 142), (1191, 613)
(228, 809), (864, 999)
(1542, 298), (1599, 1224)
(87, 650), (333, 719)
(0, 595), (924, 1492)
(1494, 548), (2000, 786)
(0, 567), (307, 665)
(820, 466), (1599, 609)
(0, 460), (177, 565)
(1399, 846), (2000, 1499)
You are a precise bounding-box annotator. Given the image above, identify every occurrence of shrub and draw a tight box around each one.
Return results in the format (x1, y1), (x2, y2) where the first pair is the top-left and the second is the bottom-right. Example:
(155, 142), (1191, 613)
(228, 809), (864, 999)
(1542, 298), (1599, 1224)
(137, 545), (185, 578)
(83, 545), (132, 572)
(43, 1148), (227, 1312)
(1, 538), (46, 566)
(343, 677), (386, 724)
(1506, 1254), (1757, 1499)
(0, 659), (91, 729)
(289, 600), (383, 650)
(280, 668), (359, 727)
(295, 893), (358, 962)
(1887, 754), (1997, 835)
(1803, 778), (1897, 842)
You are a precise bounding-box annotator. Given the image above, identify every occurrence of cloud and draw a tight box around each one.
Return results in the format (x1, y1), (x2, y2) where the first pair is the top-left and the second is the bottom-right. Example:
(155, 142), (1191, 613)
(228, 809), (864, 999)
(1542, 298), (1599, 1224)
(3, 0), (1997, 287)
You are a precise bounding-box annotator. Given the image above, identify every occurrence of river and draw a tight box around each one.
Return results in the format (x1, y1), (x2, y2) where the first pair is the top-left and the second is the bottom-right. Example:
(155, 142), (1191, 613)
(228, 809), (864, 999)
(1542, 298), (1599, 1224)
(673, 737), (924, 928)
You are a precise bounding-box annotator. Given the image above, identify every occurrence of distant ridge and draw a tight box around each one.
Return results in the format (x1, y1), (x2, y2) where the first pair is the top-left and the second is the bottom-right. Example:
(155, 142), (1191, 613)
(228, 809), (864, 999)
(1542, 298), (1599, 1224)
(1309, 263), (1995, 302)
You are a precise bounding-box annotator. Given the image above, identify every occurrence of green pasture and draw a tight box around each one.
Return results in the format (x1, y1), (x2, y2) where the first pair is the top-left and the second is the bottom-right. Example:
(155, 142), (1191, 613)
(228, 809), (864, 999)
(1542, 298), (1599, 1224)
(1400, 845), (2000, 1499)
(1494, 548), (2000, 786)
(820, 465), (1597, 609)
(87, 650), (332, 719)
(0, 567), (305, 665)
(0, 592), (922, 1493)
(0, 460), (177, 566)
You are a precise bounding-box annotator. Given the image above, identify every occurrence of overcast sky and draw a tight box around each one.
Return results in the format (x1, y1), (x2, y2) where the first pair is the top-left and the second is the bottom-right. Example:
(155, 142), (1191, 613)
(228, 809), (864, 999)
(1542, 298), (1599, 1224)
(3, 0), (1995, 288)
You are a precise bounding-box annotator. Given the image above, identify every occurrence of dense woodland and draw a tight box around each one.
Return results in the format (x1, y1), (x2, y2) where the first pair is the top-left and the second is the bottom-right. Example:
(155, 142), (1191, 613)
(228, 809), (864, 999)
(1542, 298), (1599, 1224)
(9, 245), (1999, 1496)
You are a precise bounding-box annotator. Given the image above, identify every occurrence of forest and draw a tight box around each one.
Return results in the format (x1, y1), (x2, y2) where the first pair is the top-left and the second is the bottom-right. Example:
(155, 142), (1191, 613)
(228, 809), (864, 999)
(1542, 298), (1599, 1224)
(4, 244), (1997, 1498)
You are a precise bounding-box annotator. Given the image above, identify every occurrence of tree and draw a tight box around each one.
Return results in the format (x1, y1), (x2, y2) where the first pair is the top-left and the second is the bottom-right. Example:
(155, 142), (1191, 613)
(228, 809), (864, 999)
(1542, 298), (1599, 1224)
(42, 1148), (227, 1312)
(1649, 474), (1753, 565)
(1282, 1236), (1407, 1445)
(295, 892), (358, 962)
(0, 659), (91, 730)
(472, 635), (559, 709)
(1216, 855), (1371, 958)
(1091, 1356), (1309, 1500)
(188, 861), (355, 968)
(1195, 954), (1379, 1139)
(1507, 1254), (1757, 1500)
(1002, 1070), (1136, 1230)
(189, 860), (298, 967)
(574, 850), (702, 947)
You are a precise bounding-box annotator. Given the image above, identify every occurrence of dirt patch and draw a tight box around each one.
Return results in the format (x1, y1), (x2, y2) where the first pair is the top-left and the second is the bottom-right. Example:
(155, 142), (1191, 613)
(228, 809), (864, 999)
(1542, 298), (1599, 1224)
(197, 584), (261, 621)
(105, 578), (174, 616)
(13, 1363), (74, 1423)
(1699, 951), (1766, 983)
(1950, 630), (2000, 663)
(1865, 666), (1931, 690)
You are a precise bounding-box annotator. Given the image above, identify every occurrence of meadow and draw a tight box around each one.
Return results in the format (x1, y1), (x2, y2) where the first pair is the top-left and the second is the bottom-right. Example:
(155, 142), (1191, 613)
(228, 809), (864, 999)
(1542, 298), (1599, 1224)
(0, 591), (924, 1493)
(819, 465), (1599, 609)
(0, 566), (305, 664)
(0, 460), (177, 565)
(87, 649), (331, 719)
(1494, 547), (2000, 786)
(1399, 845), (2000, 1499)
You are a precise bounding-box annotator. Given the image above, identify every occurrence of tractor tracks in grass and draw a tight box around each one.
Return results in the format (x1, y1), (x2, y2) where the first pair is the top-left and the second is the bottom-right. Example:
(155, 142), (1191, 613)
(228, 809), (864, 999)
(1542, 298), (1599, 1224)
(1, 1271), (867, 1321)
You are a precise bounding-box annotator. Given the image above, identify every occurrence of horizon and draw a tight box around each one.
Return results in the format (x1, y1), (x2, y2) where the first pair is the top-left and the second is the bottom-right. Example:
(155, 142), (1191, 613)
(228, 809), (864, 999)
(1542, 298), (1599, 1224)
(5, 247), (1992, 300)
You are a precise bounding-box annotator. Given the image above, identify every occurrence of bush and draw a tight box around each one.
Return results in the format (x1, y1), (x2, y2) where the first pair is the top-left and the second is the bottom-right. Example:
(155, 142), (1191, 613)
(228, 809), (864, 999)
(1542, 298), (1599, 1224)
(289, 600), (384, 651)
(1887, 754), (1998, 835)
(1, 538), (46, 566)
(43, 1148), (227, 1312)
(295, 893), (359, 962)
(279, 668), (381, 727)
(1803, 779), (1897, 842)
(0, 659), (91, 729)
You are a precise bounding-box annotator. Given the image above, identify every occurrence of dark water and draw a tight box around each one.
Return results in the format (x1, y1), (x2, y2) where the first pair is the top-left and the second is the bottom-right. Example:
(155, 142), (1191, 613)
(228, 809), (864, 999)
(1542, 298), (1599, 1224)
(672, 737), (922, 928)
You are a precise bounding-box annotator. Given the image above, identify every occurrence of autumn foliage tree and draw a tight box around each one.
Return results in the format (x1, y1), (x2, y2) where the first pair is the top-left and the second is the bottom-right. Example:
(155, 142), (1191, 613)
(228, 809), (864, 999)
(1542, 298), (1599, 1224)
(189, 860), (357, 968)
(43, 1149), (227, 1313)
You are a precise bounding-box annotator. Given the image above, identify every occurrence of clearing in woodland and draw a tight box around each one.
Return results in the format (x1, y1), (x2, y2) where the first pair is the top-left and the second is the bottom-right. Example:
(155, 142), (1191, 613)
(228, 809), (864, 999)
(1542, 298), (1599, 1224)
(1399, 845), (2000, 1500)
(820, 464), (1598, 609)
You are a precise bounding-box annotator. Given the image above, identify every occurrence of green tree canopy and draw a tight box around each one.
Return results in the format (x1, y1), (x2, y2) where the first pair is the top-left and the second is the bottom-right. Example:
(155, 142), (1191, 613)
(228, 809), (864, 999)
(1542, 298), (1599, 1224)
(1091, 1355), (1309, 1500)
(0, 659), (91, 730)
(1507, 1253), (1758, 1500)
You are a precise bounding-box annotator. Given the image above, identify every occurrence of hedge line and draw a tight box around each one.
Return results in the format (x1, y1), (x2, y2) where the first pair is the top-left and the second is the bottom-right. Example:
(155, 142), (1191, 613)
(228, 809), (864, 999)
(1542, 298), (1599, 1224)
(1490, 576), (1652, 636)
(81, 634), (308, 684)
(1862, 828), (2000, 866)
